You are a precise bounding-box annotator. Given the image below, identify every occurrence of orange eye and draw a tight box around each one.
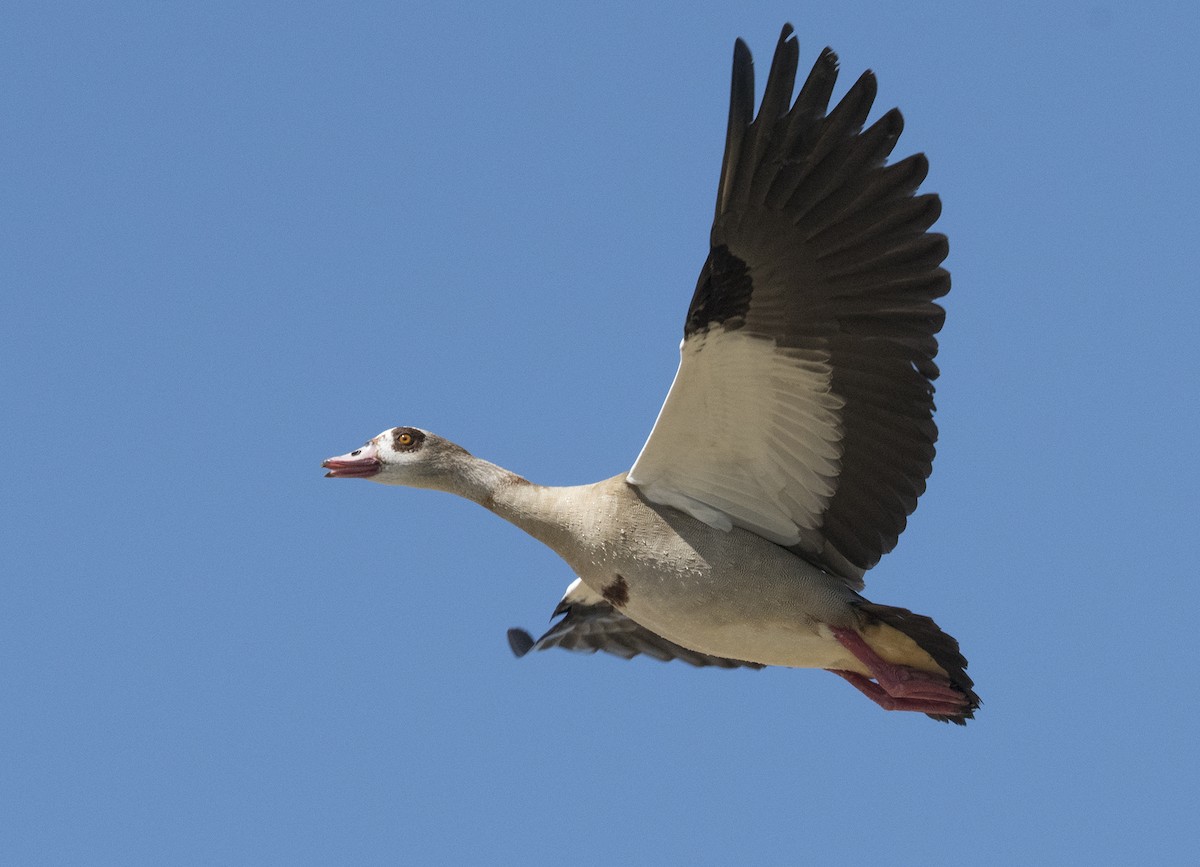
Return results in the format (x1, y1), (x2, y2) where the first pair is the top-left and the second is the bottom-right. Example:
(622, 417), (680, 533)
(393, 428), (421, 451)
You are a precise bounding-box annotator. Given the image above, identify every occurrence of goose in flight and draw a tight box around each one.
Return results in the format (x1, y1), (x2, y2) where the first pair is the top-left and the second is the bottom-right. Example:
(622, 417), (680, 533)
(323, 24), (978, 723)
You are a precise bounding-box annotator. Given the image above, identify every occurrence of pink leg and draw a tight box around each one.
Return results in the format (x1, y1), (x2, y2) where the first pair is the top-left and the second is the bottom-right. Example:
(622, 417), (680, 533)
(830, 670), (970, 715)
(829, 627), (972, 716)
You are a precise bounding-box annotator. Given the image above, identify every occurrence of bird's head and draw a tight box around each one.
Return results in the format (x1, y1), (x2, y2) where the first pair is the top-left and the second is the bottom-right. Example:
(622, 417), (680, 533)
(322, 426), (472, 489)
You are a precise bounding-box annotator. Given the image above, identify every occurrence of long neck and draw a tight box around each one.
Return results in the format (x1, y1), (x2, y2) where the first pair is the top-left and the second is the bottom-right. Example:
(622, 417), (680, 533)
(435, 453), (528, 510)
(436, 454), (567, 546)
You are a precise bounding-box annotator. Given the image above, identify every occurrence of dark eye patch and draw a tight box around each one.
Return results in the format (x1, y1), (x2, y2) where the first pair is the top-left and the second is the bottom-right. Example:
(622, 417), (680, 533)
(393, 427), (425, 452)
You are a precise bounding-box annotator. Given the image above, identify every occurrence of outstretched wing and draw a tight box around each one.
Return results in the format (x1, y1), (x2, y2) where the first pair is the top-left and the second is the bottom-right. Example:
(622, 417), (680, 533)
(507, 579), (762, 669)
(628, 25), (949, 586)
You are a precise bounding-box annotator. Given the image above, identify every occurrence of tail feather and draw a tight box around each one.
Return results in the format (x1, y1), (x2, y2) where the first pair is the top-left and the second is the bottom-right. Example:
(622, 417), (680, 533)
(855, 601), (981, 724)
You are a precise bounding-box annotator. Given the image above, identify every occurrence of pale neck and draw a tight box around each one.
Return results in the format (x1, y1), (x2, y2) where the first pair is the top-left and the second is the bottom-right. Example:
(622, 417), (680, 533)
(434, 454), (520, 506)
(437, 453), (568, 549)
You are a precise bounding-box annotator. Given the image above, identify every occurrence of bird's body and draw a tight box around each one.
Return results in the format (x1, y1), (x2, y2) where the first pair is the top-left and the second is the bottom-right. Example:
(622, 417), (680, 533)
(485, 474), (869, 672)
(323, 24), (979, 723)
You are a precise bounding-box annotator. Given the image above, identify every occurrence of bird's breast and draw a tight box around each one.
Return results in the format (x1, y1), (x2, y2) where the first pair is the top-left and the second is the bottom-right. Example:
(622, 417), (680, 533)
(543, 478), (867, 670)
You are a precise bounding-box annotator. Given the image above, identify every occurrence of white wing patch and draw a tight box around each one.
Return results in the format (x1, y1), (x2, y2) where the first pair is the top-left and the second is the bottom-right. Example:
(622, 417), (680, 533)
(628, 327), (844, 546)
(558, 576), (603, 607)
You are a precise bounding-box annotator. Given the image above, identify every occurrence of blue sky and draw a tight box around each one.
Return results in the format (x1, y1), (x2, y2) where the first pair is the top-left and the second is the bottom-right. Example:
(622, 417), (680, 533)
(4, 1), (1198, 863)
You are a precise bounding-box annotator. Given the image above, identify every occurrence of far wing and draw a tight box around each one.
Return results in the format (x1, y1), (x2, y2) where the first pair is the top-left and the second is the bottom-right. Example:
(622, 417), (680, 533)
(507, 579), (762, 670)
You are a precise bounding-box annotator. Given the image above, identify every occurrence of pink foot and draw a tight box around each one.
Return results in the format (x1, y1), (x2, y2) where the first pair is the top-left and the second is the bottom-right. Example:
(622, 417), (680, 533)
(829, 627), (972, 719)
(830, 670), (971, 715)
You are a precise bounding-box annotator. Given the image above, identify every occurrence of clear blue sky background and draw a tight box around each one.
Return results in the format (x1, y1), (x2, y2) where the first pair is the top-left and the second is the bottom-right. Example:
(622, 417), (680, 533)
(4, 1), (1198, 864)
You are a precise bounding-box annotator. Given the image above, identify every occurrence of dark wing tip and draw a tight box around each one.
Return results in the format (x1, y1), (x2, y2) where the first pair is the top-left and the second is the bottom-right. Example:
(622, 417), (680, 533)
(828, 68), (878, 132)
(717, 37), (757, 216)
(909, 151), (931, 181)
(506, 628), (535, 658)
(731, 37), (753, 76)
(818, 46), (838, 73)
(877, 105), (905, 139)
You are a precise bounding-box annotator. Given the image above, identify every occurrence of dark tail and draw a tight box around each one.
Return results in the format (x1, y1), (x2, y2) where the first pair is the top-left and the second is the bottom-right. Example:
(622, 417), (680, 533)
(855, 601), (981, 725)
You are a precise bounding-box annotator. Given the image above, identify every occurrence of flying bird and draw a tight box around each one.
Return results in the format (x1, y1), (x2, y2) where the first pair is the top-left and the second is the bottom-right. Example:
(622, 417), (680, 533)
(323, 24), (978, 723)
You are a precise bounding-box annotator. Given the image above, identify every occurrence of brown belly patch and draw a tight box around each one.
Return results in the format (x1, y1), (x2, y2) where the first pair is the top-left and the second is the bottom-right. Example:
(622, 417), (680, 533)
(601, 574), (629, 607)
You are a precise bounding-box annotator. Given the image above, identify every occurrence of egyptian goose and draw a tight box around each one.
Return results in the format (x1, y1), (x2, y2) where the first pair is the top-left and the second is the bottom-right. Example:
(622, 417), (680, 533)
(324, 25), (977, 723)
